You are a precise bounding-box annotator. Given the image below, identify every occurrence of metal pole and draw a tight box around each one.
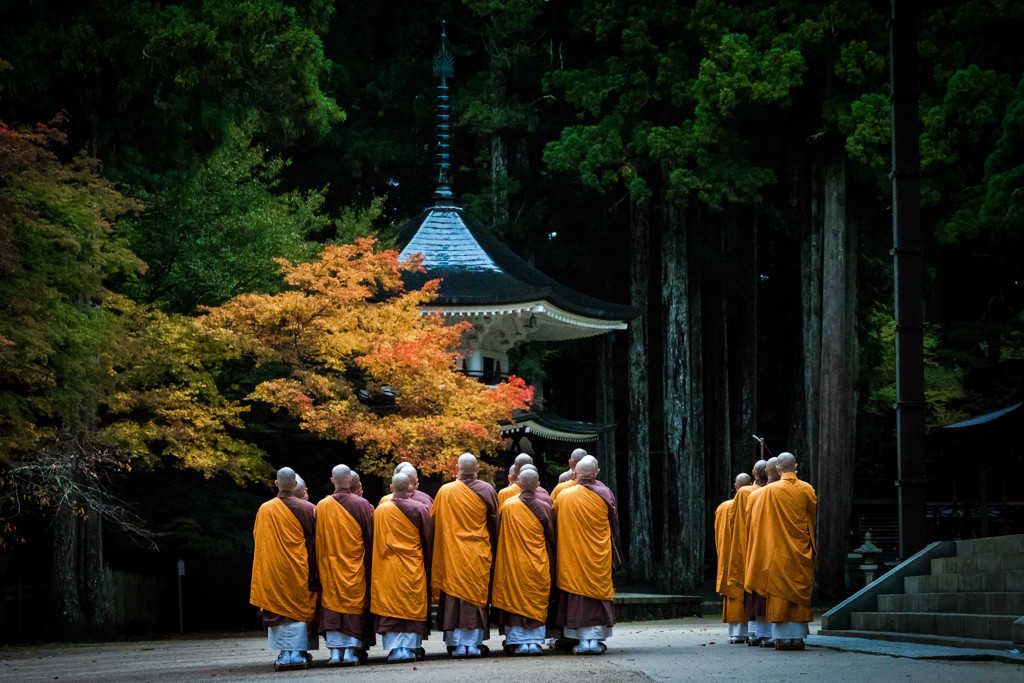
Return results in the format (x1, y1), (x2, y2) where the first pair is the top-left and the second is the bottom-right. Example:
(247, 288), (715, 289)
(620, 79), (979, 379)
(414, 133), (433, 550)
(177, 559), (185, 634)
(890, 0), (928, 559)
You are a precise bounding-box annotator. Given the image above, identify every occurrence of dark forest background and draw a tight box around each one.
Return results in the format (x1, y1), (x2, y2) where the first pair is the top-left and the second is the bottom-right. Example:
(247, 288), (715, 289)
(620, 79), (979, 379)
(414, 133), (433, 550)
(2, 0), (1023, 638)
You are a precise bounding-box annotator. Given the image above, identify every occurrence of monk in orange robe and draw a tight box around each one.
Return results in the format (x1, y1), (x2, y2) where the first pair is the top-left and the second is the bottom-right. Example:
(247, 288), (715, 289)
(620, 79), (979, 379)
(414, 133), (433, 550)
(517, 463), (551, 504)
(379, 464), (433, 510)
(715, 473), (753, 643)
(492, 468), (555, 655)
(744, 458), (775, 645)
(745, 452), (816, 650)
(498, 464), (520, 507)
(550, 448), (587, 502)
(553, 455), (621, 655)
(431, 452), (498, 657)
(371, 472), (433, 663)
(251, 467), (319, 671)
(316, 464), (374, 666)
(726, 462), (763, 643)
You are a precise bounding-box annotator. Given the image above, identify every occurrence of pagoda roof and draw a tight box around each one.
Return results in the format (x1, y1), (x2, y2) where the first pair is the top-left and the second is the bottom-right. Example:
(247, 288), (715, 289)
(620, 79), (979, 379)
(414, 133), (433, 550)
(397, 204), (636, 328)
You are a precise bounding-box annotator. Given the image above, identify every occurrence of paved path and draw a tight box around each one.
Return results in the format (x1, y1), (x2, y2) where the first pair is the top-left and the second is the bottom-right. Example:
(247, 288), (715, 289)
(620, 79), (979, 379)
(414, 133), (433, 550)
(2, 618), (1022, 682)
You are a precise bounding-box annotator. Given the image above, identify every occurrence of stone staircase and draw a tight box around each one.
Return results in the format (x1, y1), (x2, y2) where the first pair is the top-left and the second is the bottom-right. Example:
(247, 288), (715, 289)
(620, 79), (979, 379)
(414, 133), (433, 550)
(820, 534), (1024, 649)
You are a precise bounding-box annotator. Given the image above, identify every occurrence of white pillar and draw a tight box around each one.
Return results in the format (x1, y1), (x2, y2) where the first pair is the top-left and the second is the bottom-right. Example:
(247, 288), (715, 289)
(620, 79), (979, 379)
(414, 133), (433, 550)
(467, 350), (484, 376)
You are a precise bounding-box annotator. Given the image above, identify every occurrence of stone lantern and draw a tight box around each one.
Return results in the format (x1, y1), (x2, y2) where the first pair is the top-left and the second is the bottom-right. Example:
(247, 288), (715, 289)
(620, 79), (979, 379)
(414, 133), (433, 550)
(854, 531), (883, 586)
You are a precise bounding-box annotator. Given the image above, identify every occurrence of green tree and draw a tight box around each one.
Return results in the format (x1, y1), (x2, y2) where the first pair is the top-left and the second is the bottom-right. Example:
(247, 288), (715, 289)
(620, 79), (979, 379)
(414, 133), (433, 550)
(0, 114), (265, 636)
(0, 0), (343, 176)
(542, 0), (805, 591)
(126, 123), (329, 313)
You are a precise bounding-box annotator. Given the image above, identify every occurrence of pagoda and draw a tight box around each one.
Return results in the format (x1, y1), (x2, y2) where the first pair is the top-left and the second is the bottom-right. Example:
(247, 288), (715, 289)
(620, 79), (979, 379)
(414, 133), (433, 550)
(398, 25), (634, 446)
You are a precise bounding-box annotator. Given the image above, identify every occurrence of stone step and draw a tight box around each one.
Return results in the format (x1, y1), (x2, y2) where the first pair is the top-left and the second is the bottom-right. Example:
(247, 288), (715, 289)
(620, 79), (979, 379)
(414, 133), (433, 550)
(877, 591), (1024, 615)
(954, 534), (1024, 558)
(905, 570), (1024, 594)
(931, 552), (1024, 575)
(815, 628), (1014, 652)
(850, 611), (1016, 641)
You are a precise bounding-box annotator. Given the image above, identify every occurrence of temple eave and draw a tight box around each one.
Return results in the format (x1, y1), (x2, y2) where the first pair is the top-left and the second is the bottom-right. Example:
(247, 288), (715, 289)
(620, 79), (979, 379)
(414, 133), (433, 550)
(419, 300), (628, 343)
(500, 411), (614, 443)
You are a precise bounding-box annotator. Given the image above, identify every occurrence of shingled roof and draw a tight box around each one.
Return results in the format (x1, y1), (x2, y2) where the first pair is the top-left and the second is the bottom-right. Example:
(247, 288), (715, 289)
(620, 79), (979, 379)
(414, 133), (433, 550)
(397, 204), (636, 325)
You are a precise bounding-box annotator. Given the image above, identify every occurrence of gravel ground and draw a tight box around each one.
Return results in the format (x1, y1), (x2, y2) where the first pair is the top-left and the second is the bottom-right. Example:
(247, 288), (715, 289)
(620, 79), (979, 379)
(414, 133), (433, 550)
(3, 618), (1022, 682)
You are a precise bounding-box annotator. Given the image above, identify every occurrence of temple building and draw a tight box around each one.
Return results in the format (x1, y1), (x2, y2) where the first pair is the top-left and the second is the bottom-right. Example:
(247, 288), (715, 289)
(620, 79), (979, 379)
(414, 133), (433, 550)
(397, 26), (635, 458)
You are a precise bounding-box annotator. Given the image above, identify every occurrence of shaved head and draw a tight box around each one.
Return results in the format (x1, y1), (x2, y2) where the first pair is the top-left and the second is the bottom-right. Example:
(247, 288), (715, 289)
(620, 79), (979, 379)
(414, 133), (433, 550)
(735, 473), (752, 492)
(766, 457), (780, 483)
(399, 463), (419, 482)
(752, 460), (768, 486)
(777, 452), (797, 473)
(391, 473), (411, 494)
(518, 468), (540, 492)
(458, 453), (478, 474)
(294, 475), (307, 498)
(576, 455), (599, 478)
(558, 470), (572, 483)
(394, 461), (414, 475)
(332, 464), (352, 489)
(276, 467), (297, 492)
(569, 448), (587, 465)
(507, 464), (518, 484)
(519, 464), (538, 474)
(349, 472), (362, 496)
(514, 453), (534, 469)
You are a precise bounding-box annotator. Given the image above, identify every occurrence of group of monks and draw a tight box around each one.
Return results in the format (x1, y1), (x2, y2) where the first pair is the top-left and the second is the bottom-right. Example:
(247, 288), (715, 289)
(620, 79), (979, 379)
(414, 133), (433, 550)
(714, 452), (817, 651)
(250, 448), (621, 671)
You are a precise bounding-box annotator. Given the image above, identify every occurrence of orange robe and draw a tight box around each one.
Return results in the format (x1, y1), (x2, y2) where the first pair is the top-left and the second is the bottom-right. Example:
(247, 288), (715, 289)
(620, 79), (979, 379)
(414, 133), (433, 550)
(550, 479), (576, 503)
(725, 484), (758, 592)
(431, 478), (496, 609)
(714, 498), (744, 624)
(316, 494), (370, 616)
(497, 483), (520, 508)
(371, 499), (431, 624)
(492, 494), (553, 623)
(554, 483), (614, 602)
(745, 472), (816, 623)
(250, 497), (317, 623)
(721, 483), (759, 622)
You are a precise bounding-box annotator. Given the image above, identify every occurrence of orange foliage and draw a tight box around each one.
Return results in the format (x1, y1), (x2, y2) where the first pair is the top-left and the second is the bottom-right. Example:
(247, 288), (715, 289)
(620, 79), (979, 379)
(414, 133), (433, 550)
(199, 237), (533, 476)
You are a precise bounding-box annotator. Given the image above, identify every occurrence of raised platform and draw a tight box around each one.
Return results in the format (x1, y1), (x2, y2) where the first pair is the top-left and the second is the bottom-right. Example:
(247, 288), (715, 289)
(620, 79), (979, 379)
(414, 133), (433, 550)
(614, 593), (703, 621)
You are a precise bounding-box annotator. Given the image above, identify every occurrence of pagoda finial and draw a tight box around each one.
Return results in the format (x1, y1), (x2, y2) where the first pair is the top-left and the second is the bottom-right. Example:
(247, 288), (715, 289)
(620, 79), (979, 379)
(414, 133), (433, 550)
(433, 21), (455, 203)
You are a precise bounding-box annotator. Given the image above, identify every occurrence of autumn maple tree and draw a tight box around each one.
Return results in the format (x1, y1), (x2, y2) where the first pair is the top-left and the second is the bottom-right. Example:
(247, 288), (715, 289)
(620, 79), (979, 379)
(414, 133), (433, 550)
(199, 237), (534, 477)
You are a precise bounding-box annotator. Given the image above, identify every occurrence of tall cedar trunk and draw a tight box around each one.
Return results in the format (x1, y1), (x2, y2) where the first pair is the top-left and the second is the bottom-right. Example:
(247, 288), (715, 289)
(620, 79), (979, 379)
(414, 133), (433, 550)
(817, 155), (857, 599)
(596, 332), (617, 496)
(733, 206), (758, 479)
(801, 162), (823, 490)
(660, 198), (704, 591)
(686, 205), (706, 586)
(51, 487), (85, 637)
(84, 506), (113, 631)
(705, 210), (732, 519)
(627, 197), (653, 580)
(491, 134), (509, 226)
